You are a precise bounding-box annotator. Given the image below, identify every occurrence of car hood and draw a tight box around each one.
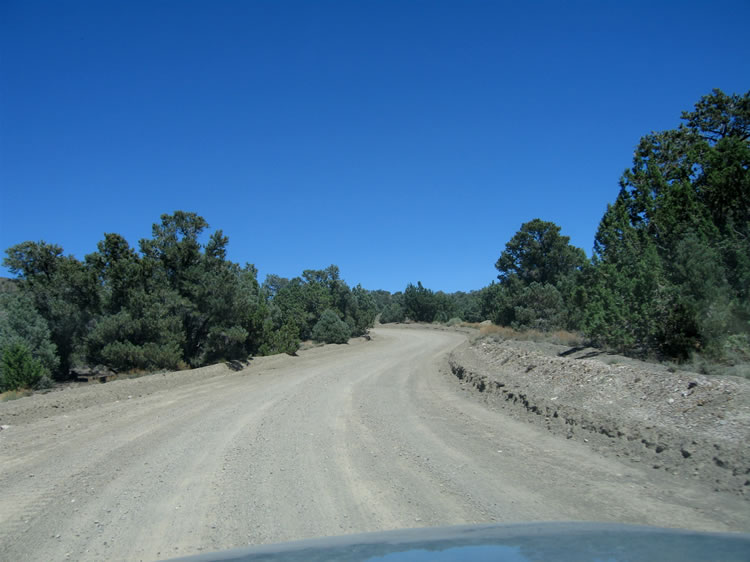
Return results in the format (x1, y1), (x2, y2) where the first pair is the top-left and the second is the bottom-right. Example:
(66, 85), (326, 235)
(166, 521), (750, 562)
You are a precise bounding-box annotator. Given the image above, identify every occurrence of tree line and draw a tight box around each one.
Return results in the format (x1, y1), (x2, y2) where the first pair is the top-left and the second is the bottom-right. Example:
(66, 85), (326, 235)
(1, 89), (747, 390)
(379, 89), (750, 366)
(0, 212), (376, 390)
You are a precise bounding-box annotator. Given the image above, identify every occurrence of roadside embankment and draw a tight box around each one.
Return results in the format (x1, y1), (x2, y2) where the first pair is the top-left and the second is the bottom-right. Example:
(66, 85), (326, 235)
(448, 338), (750, 498)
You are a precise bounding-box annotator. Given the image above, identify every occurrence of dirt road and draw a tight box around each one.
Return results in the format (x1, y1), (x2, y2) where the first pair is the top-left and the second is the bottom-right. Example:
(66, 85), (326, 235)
(1, 327), (747, 561)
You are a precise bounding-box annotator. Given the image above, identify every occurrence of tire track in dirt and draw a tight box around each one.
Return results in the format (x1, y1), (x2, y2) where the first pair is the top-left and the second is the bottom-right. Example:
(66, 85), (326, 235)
(1, 328), (748, 562)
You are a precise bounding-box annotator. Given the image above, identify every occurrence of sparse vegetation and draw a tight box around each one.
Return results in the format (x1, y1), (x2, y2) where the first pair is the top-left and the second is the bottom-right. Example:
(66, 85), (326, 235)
(461, 322), (585, 348)
(0, 388), (34, 401)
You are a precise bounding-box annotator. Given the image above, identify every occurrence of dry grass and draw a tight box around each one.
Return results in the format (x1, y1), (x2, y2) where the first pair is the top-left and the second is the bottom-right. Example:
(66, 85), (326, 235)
(298, 340), (325, 351)
(1, 389), (34, 402)
(459, 322), (749, 378)
(460, 322), (585, 347)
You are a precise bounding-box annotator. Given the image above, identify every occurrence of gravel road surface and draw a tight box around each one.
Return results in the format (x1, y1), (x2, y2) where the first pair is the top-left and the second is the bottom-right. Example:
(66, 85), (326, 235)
(1, 327), (747, 561)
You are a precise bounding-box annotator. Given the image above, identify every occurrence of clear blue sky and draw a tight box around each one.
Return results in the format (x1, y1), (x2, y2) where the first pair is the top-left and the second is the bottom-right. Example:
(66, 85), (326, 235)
(1, 1), (748, 293)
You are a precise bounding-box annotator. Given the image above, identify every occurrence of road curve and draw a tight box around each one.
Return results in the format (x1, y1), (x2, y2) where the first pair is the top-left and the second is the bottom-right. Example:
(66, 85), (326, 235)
(0, 327), (746, 561)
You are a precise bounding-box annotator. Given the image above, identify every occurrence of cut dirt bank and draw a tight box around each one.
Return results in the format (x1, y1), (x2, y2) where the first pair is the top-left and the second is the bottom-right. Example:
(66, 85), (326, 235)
(446, 334), (750, 498)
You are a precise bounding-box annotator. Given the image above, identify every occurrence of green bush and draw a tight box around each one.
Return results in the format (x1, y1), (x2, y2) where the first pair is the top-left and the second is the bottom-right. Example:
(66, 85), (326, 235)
(258, 321), (300, 356)
(100, 340), (183, 372)
(512, 282), (565, 331)
(203, 325), (249, 363)
(34, 374), (55, 390)
(0, 292), (59, 375)
(311, 309), (351, 344)
(380, 303), (405, 323)
(1, 342), (45, 391)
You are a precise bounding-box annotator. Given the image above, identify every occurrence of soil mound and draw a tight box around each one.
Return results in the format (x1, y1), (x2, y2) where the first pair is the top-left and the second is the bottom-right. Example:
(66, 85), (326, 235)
(449, 338), (750, 498)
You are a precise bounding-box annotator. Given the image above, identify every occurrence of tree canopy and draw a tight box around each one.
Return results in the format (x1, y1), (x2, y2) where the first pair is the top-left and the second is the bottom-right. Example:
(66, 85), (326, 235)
(2, 89), (747, 384)
(586, 88), (750, 359)
(392, 89), (749, 365)
(495, 218), (586, 287)
(1, 212), (378, 381)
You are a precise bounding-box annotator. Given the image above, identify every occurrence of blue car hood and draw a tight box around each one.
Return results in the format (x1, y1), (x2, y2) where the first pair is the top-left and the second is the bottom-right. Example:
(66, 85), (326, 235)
(167, 521), (750, 562)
